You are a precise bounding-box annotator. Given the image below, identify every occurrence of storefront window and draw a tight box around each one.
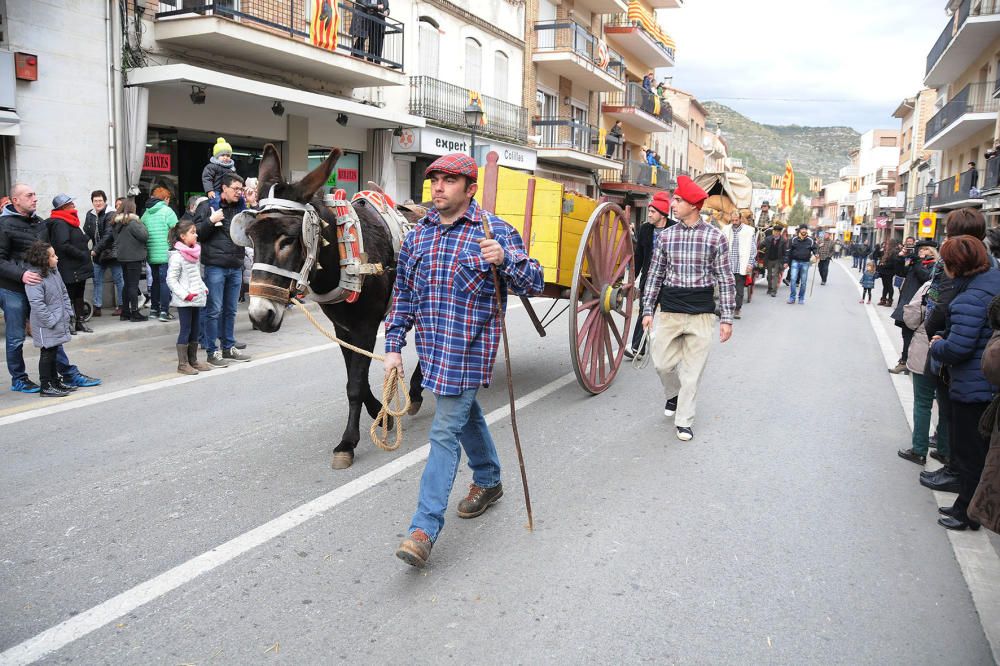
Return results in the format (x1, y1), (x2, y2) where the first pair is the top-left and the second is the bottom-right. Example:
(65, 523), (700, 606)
(308, 151), (362, 198)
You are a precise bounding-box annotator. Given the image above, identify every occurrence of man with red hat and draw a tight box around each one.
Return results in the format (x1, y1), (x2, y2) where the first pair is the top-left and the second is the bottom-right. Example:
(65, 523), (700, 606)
(626, 190), (676, 358)
(641, 175), (736, 442)
(385, 153), (544, 568)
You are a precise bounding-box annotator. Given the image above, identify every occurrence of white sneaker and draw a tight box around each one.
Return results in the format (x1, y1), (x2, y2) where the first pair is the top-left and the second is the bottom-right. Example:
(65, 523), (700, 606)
(663, 396), (678, 417)
(676, 426), (693, 441)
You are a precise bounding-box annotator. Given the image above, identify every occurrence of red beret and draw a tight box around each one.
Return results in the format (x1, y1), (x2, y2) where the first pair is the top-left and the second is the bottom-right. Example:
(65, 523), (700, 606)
(674, 175), (708, 209)
(650, 190), (672, 216)
(425, 153), (478, 180)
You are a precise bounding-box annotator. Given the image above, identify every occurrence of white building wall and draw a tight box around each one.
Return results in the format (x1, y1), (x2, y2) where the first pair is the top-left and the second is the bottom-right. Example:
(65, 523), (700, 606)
(8, 0), (113, 211)
(383, 1), (526, 116)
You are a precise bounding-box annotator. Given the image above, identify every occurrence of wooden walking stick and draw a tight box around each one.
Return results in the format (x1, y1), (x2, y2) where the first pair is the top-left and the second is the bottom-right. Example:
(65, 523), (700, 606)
(480, 151), (534, 531)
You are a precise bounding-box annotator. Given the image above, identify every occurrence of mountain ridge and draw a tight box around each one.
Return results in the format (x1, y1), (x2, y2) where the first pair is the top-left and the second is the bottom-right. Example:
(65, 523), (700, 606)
(703, 101), (860, 189)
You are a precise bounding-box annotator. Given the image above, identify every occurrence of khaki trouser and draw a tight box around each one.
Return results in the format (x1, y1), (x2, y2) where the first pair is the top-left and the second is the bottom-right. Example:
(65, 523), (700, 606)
(651, 312), (715, 428)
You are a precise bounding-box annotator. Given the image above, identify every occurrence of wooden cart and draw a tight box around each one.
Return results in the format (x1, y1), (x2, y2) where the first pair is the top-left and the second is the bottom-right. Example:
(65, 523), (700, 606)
(424, 151), (636, 394)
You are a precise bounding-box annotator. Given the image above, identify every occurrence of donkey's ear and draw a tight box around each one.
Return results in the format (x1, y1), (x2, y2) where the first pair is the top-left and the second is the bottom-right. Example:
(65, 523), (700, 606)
(258, 144), (283, 194)
(294, 148), (342, 202)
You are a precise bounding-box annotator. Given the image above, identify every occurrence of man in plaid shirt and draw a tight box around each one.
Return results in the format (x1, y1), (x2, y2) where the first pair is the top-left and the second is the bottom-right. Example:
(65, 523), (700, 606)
(641, 175), (735, 442)
(387, 153), (544, 568)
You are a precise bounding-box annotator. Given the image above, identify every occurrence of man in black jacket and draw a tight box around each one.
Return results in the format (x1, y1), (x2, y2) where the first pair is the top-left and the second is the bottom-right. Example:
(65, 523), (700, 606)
(626, 190), (676, 358)
(759, 224), (787, 296)
(83, 189), (121, 316)
(195, 172), (251, 368)
(783, 225), (817, 304)
(0, 183), (101, 392)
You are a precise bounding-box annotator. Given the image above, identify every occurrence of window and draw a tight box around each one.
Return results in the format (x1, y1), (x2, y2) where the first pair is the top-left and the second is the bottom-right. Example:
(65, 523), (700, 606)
(465, 38), (482, 91)
(536, 89), (557, 146)
(418, 17), (440, 79)
(571, 104), (588, 152)
(494, 51), (509, 101)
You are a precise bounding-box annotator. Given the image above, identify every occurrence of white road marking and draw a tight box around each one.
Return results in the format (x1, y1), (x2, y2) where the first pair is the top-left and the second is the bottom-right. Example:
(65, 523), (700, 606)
(0, 371), (577, 666)
(836, 259), (1000, 663)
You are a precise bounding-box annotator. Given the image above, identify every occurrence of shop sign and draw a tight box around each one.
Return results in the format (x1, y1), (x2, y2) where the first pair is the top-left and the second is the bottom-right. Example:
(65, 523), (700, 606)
(393, 127), (537, 171)
(875, 216), (888, 229)
(143, 152), (171, 172)
(852, 224), (861, 235)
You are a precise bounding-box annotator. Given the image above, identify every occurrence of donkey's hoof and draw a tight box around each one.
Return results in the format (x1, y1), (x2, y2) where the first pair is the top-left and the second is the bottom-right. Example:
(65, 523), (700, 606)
(331, 451), (354, 470)
(407, 400), (423, 416)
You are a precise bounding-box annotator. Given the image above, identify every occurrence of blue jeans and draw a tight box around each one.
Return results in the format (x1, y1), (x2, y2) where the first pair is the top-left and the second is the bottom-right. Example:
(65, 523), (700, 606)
(1, 287), (78, 383)
(788, 260), (810, 302)
(92, 262), (123, 308)
(410, 388), (502, 541)
(202, 265), (241, 353)
(149, 263), (170, 314)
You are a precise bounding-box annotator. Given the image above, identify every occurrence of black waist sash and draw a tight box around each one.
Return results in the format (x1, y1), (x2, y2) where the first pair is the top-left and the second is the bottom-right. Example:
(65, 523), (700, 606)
(658, 286), (715, 315)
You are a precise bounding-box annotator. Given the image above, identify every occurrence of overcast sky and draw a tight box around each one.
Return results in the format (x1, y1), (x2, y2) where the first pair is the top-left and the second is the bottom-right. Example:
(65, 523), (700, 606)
(660, 0), (947, 132)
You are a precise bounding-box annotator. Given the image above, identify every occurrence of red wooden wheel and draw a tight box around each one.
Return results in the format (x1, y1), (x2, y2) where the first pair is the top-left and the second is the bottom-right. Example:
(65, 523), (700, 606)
(569, 202), (636, 394)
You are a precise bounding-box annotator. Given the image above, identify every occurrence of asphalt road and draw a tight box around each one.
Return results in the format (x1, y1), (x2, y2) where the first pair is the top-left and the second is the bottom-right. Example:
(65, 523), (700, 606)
(0, 269), (994, 664)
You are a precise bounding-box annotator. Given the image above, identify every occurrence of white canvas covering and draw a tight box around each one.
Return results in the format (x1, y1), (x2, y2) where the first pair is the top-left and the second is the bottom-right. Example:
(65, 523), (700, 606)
(694, 172), (754, 213)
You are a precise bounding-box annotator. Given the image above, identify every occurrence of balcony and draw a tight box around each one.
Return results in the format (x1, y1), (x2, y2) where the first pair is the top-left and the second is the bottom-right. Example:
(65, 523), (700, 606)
(574, 0), (629, 13)
(841, 192), (858, 205)
(153, 1), (405, 89)
(907, 193), (931, 214)
(532, 116), (623, 171)
(810, 197), (825, 208)
(877, 195), (905, 210)
(600, 159), (672, 190)
(604, 3), (676, 68)
(876, 167), (897, 184)
(924, 82), (1000, 150)
(925, 0), (1000, 87)
(409, 77), (527, 145)
(702, 135), (724, 158)
(986, 153), (1000, 191)
(533, 21), (626, 93)
(929, 169), (984, 209)
(602, 83), (672, 132)
(839, 165), (858, 180)
(647, 0), (684, 7)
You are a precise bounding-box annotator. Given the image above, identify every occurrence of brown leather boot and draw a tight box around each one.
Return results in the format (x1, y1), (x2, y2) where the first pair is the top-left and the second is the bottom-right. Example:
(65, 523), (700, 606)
(176, 344), (198, 375)
(456, 482), (504, 518)
(396, 529), (432, 568)
(188, 342), (213, 371)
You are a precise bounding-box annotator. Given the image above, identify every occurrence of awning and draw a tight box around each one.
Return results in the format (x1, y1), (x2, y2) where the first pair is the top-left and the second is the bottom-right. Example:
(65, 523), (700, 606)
(0, 109), (21, 136)
(126, 64), (426, 130)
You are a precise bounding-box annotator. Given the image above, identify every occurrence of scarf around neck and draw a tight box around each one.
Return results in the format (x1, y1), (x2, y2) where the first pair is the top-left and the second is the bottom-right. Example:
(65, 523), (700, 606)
(174, 241), (201, 263)
(50, 209), (81, 228)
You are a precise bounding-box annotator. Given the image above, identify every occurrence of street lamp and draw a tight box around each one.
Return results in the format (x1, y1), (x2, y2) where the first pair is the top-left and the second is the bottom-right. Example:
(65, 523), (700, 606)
(464, 99), (484, 160)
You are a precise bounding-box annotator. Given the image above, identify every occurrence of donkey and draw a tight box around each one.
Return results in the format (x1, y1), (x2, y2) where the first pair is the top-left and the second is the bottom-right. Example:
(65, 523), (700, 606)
(243, 144), (424, 469)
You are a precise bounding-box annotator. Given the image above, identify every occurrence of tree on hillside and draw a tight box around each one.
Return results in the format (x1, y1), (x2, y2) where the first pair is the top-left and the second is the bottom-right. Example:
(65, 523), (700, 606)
(786, 199), (809, 228)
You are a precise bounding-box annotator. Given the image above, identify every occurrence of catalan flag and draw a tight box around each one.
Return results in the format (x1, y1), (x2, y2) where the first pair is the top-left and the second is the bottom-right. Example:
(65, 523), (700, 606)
(309, 0), (338, 51)
(780, 160), (795, 209)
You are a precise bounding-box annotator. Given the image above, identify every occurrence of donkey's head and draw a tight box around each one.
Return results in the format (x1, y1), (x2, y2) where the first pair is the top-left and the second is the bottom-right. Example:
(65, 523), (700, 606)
(241, 144), (341, 332)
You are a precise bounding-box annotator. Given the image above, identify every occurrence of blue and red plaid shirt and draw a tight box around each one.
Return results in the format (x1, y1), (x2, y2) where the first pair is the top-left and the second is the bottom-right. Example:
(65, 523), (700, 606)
(385, 200), (544, 395)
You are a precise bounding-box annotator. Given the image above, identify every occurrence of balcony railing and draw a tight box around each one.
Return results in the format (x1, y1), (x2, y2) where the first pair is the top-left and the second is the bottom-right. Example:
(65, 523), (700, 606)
(601, 159), (671, 187)
(602, 82), (672, 124)
(907, 193), (932, 213)
(926, 0), (1000, 76)
(985, 153), (1000, 190)
(531, 116), (609, 156)
(925, 81), (1000, 142)
(409, 76), (527, 144)
(155, 0), (405, 70)
(533, 21), (626, 81)
(994, 75), (1000, 99)
(605, 11), (676, 62)
(930, 168), (982, 206)
(876, 167), (897, 183)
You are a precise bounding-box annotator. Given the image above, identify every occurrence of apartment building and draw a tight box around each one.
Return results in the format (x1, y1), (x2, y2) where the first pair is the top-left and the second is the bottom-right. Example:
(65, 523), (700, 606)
(852, 129), (902, 241)
(125, 0), (426, 208)
(598, 0), (680, 214)
(892, 89), (939, 239)
(701, 126), (727, 173)
(923, 0), (1000, 224)
(385, 1), (532, 202)
(660, 86), (706, 177)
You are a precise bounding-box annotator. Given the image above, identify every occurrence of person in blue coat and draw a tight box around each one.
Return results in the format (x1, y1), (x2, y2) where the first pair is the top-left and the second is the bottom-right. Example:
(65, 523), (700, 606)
(930, 235), (1000, 530)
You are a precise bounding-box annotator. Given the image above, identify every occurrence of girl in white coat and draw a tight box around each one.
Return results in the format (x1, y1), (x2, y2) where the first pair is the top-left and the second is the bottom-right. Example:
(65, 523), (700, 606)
(166, 220), (212, 375)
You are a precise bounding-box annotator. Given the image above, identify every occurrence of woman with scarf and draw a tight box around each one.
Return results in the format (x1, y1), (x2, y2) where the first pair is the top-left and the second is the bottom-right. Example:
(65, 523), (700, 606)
(888, 240), (937, 375)
(872, 238), (899, 307)
(47, 194), (94, 333)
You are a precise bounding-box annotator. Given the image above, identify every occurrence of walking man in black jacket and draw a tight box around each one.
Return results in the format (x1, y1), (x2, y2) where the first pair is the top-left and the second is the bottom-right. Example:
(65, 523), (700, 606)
(83, 190), (121, 316)
(194, 172), (251, 368)
(626, 190), (676, 358)
(759, 223), (787, 296)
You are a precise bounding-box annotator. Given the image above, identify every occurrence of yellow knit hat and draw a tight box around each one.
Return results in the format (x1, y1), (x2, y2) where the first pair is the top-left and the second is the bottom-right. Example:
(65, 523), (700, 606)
(213, 137), (233, 157)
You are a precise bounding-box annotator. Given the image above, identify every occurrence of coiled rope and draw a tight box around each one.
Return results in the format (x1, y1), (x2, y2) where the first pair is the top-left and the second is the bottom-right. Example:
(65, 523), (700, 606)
(292, 299), (410, 451)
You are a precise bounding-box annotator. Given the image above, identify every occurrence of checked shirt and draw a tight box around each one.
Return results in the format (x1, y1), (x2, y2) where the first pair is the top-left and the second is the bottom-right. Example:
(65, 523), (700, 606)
(641, 218), (736, 324)
(385, 200), (544, 396)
